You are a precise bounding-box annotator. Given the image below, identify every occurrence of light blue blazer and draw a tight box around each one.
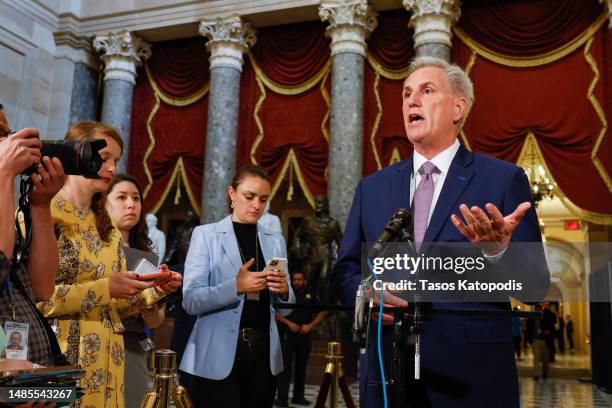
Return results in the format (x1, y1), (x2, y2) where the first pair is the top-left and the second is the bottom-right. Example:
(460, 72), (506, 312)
(179, 215), (295, 380)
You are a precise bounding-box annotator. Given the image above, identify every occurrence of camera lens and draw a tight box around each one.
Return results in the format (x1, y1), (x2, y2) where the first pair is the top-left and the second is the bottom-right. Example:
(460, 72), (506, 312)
(21, 138), (107, 179)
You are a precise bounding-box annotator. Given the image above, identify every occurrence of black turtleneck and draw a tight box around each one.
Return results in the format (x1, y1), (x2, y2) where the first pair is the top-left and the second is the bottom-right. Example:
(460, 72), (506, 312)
(233, 221), (269, 330)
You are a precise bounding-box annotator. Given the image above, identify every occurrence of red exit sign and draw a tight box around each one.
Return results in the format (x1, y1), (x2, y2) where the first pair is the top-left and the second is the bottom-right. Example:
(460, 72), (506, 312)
(565, 220), (580, 230)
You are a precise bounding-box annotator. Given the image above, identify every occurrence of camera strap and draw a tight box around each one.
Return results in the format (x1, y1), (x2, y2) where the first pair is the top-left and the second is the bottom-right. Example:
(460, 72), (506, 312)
(3, 175), (34, 322)
(13, 175), (33, 263)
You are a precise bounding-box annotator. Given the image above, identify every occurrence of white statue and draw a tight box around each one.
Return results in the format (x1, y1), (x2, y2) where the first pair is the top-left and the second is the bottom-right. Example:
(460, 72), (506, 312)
(259, 202), (282, 234)
(146, 213), (166, 265)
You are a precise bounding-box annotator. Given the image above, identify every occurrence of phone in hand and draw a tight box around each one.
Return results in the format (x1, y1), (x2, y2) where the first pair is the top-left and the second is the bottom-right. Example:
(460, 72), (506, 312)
(134, 258), (171, 281)
(263, 257), (288, 273)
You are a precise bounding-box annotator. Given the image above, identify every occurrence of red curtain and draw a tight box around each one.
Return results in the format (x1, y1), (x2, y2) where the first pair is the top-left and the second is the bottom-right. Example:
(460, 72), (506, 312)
(458, 0), (604, 56)
(147, 37), (210, 97)
(128, 38), (209, 214)
(453, 1), (611, 216)
(250, 21), (330, 86)
(363, 10), (414, 175)
(237, 22), (331, 204)
(367, 10), (414, 70)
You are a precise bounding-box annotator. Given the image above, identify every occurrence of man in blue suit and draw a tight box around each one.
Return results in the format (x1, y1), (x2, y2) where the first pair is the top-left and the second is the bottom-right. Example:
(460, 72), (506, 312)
(332, 57), (549, 407)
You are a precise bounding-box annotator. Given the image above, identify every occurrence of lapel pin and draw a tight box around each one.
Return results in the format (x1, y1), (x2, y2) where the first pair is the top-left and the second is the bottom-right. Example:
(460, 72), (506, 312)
(458, 176), (467, 182)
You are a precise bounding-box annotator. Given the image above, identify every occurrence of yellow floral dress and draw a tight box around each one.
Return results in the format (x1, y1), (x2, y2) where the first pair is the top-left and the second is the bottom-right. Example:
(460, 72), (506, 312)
(38, 197), (159, 408)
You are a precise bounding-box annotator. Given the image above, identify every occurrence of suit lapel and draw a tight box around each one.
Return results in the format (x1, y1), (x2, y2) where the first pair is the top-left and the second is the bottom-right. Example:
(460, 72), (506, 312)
(391, 158), (413, 213)
(424, 145), (474, 243)
(218, 216), (243, 273)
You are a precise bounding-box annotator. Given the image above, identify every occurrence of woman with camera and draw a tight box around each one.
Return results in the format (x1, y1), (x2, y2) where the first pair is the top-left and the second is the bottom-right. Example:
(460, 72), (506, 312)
(38, 121), (176, 407)
(0, 104), (66, 373)
(180, 164), (294, 408)
(105, 173), (181, 407)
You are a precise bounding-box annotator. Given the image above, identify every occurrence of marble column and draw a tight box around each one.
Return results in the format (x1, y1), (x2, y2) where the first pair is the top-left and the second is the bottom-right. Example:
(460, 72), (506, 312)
(93, 30), (151, 173)
(199, 15), (256, 224)
(319, 0), (377, 228)
(50, 29), (100, 139)
(403, 0), (461, 61)
(69, 62), (99, 124)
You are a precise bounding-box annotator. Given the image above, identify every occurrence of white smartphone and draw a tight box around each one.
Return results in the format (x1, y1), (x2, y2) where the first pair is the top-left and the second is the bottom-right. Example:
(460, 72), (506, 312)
(263, 257), (288, 272)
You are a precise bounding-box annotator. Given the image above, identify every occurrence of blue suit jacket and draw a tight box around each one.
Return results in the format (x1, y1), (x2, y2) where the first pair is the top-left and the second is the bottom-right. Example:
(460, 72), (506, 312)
(332, 144), (549, 407)
(179, 215), (295, 380)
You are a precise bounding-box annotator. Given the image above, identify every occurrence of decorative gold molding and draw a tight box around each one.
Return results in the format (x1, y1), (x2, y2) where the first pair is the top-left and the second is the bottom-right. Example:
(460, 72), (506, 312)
(458, 51), (476, 151)
(268, 150), (292, 203)
(149, 157), (201, 216)
(389, 147), (402, 165)
(142, 92), (160, 199)
(320, 70), (331, 182)
(144, 64), (209, 106)
(320, 70), (331, 142)
(268, 149), (316, 209)
(369, 70), (383, 170)
(176, 158), (201, 214)
(584, 36), (612, 194)
(452, 13), (607, 67)
(250, 74), (267, 165)
(287, 163), (294, 202)
(288, 150), (316, 209)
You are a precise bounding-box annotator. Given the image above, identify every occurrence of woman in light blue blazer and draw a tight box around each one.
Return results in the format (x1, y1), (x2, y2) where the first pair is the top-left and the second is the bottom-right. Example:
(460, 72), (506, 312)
(180, 164), (295, 407)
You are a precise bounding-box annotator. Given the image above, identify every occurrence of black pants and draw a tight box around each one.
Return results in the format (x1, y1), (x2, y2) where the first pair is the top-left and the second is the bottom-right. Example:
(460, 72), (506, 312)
(545, 335), (556, 362)
(557, 331), (565, 353)
(513, 336), (522, 358)
(567, 332), (575, 349)
(191, 331), (277, 408)
(277, 331), (311, 402)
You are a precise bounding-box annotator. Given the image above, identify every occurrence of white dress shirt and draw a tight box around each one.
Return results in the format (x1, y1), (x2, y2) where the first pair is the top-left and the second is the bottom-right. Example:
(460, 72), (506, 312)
(409, 138), (461, 226)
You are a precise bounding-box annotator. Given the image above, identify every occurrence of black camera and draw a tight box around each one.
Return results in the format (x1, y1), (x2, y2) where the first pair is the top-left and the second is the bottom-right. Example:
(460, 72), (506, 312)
(23, 138), (107, 179)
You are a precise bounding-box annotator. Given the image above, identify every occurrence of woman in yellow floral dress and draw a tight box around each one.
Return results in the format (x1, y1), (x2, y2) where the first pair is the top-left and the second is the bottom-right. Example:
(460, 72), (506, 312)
(38, 121), (171, 408)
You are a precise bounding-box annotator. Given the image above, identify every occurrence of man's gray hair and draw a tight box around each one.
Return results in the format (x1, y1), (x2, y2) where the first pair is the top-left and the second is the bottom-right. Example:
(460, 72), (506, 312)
(407, 57), (474, 127)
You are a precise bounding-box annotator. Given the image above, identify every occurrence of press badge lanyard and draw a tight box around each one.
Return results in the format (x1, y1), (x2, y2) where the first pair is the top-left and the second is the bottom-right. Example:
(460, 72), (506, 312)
(4, 280), (16, 321)
(5, 254), (25, 322)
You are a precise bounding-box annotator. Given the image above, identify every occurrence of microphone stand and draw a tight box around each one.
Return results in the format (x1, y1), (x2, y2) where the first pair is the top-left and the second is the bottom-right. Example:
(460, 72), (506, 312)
(388, 227), (415, 408)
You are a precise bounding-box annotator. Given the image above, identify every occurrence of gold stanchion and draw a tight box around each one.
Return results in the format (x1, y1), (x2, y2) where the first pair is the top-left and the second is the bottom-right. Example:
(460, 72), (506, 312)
(326, 342), (341, 408)
(315, 342), (355, 408)
(140, 349), (194, 408)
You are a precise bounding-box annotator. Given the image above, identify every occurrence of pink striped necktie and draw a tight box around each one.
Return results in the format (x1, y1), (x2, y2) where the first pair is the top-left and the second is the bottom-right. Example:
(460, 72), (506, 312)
(413, 161), (440, 251)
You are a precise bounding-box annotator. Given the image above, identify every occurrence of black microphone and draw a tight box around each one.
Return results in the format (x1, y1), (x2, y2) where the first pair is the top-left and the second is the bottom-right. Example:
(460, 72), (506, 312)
(367, 208), (412, 259)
